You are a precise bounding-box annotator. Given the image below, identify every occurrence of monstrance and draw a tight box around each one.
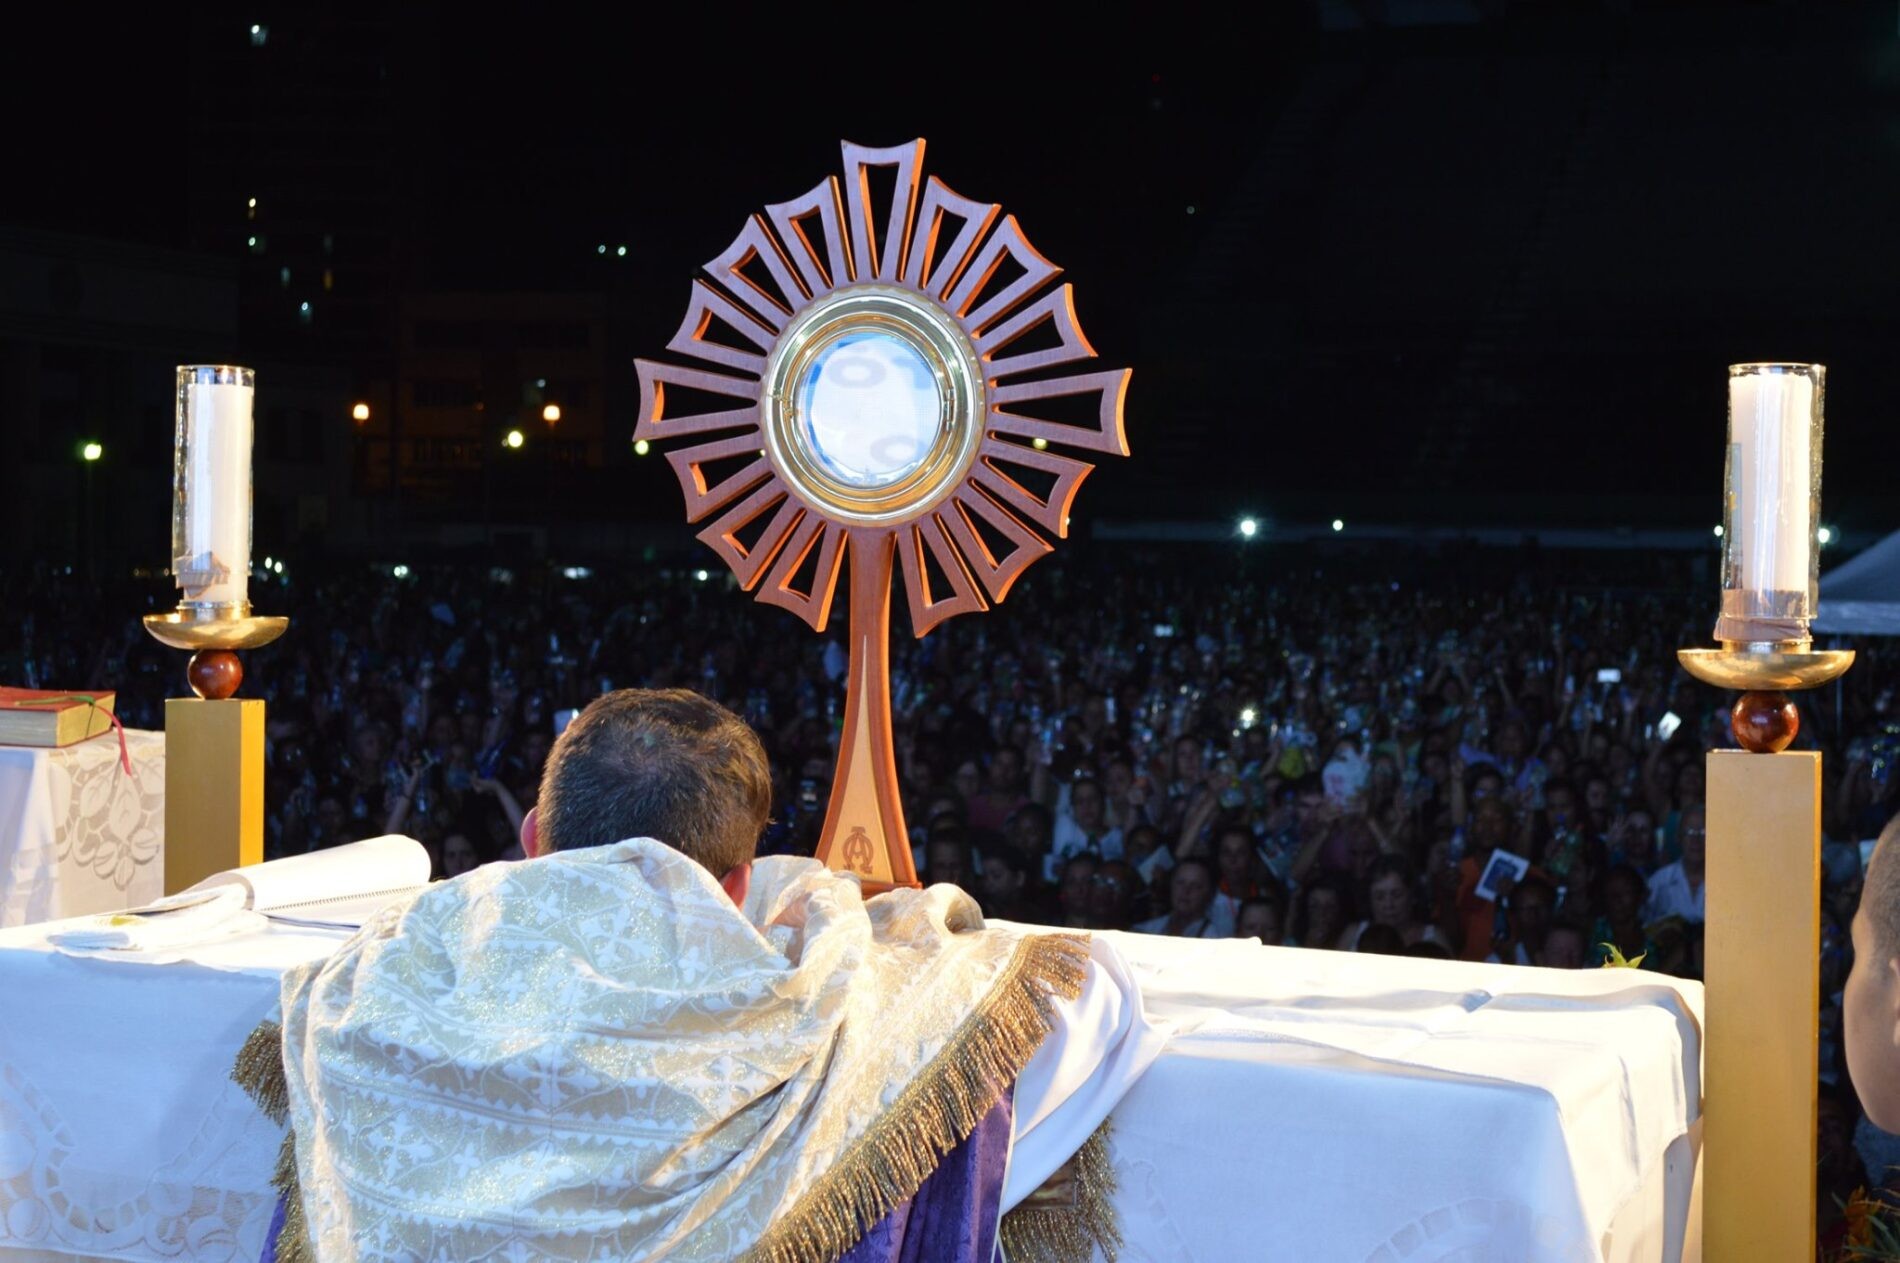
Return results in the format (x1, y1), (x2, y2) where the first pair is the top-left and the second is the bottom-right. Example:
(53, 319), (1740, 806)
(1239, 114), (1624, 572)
(635, 139), (1129, 891)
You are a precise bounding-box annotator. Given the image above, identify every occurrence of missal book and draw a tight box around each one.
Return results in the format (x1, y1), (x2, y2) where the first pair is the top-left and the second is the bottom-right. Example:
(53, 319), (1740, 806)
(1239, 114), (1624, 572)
(0, 688), (116, 748)
(183, 834), (433, 929)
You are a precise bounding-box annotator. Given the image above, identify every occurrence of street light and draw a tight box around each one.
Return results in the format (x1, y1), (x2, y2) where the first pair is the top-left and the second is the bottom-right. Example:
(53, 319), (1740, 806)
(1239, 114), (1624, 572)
(351, 402), (370, 423)
(633, 438), (651, 457)
(80, 441), (103, 462)
(504, 429), (525, 449)
(542, 403), (561, 424)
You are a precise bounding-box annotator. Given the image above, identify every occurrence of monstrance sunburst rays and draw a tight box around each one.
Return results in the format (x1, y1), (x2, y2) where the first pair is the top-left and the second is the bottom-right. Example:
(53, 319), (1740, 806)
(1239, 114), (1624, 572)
(635, 138), (1129, 890)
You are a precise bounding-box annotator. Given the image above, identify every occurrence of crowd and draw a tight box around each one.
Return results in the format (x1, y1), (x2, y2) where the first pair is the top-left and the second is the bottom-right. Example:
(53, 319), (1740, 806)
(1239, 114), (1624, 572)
(8, 543), (1899, 1227)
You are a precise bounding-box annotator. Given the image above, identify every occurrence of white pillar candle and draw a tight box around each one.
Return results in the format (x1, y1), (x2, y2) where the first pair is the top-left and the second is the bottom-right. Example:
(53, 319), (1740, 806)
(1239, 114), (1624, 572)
(1728, 367), (1812, 602)
(173, 367), (254, 609)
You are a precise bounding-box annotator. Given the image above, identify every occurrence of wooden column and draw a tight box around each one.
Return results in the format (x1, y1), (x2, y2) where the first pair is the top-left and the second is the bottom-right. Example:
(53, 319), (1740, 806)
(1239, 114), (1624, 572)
(163, 698), (265, 893)
(1703, 748), (1821, 1259)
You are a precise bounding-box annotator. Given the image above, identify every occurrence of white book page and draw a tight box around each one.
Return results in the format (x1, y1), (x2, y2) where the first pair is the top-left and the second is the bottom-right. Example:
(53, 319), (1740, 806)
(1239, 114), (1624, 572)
(183, 835), (431, 914)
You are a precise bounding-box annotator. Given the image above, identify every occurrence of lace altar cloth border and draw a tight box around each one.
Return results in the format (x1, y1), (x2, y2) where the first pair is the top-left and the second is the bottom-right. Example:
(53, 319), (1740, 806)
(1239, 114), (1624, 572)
(0, 730), (165, 930)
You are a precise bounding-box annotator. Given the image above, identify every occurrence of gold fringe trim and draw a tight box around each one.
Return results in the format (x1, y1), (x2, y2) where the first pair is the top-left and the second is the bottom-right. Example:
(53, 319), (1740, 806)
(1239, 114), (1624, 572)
(232, 1019), (289, 1126)
(271, 1131), (313, 1263)
(230, 1019), (313, 1263)
(742, 933), (1090, 1263)
(999, 1119), (1122, 1263)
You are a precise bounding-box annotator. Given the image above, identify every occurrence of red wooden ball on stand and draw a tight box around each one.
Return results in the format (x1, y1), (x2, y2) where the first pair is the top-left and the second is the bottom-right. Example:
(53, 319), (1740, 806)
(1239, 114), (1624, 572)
(1731, 690), (1799, 754)
(187, 650), (244, 701)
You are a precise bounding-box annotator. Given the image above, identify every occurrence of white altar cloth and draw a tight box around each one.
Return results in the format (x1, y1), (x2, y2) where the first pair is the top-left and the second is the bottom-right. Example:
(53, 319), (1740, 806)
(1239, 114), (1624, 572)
(0, 730), (165, 930)
(0, 913), (1701, 1263)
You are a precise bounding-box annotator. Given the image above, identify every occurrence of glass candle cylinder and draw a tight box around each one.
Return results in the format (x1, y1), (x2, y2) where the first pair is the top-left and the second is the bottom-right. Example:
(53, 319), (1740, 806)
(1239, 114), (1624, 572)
(171, 365), (255, 612)
(1716, 362), (1823, 645)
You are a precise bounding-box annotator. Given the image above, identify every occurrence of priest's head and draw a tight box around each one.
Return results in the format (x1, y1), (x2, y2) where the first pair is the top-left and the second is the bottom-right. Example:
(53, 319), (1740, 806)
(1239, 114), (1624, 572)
(519, 688), (770, 907)
(1847, 811), (1900, 1130)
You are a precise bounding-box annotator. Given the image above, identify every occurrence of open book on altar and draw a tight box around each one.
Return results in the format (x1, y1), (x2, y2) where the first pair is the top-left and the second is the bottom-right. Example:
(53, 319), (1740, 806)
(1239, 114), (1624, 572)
(186, 834), (432, 928)
(47, 836), (431, 952)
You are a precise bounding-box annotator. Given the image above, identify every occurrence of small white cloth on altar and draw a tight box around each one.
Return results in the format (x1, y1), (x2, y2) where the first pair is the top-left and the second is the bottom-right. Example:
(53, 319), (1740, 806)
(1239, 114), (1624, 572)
(47, 882), (263, 954)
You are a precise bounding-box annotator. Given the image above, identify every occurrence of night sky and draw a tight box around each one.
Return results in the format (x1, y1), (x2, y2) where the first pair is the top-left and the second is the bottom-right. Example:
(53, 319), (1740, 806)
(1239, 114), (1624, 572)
(9, 3), (1900, 536)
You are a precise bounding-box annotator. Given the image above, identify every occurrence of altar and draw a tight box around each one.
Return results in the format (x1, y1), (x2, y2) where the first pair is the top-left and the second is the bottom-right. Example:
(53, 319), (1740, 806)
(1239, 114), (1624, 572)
(0, 905), (1700, 1262)
(0, 731), (165, 930)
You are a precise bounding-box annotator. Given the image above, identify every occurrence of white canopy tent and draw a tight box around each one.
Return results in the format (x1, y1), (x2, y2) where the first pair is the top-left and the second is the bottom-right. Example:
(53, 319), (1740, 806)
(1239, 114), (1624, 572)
(1815, 528), (1900, 636)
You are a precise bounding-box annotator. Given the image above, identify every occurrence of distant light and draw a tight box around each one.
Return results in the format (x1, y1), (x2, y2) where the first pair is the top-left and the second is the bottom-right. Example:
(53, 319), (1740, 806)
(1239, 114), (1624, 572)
(246, 236), (256, 247)
(280, 266), (291, 288)
(597, 244), (607, 255)
(1238, 517), (1258, 539)
(616, 245), (628, 257)
(247, 197), (257, 209)
(322, 267), (334, 291)
(1186, 205), (1196, 215)
(542, 403), (561, 424)
(249, 24), (267, 45)
(1240, 706), (1258, 727)
(299, 301), (310, 312)
(351, 402), (370, 423)
(80, 441), (103, 462)
(1818, 525), (1834, 545)
(263, 556), (273, 569)
(633, 438), (651, 457)
(273, 560), (284, 575)
(694, 569), (710, 583)
(1713, 524), (1724, 538)
(535, 377), (547, 389)
(562, 566), (592, 580)
(1031, 436), (1048, 450)
(392, 564), (410, 579)
(504, 429), (525, 449)
(1331, 518), (1345, 532)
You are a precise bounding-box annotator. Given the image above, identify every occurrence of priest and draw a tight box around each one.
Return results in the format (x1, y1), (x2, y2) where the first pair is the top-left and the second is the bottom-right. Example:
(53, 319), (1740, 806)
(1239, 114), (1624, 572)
(244, 688), (1161, 1262)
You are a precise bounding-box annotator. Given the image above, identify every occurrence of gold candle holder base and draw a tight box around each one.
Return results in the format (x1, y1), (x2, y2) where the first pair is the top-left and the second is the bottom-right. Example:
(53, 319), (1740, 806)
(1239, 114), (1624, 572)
(1677, 639), (1853, 753)
(142, 606), (289, 652)
(143, 605), (288, 700)
(1676, 641), (1854, 692)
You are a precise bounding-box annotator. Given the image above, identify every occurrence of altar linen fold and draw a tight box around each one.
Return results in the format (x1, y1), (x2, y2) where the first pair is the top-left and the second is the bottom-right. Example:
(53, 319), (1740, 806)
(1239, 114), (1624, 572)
(273, 839), (1088, 1263)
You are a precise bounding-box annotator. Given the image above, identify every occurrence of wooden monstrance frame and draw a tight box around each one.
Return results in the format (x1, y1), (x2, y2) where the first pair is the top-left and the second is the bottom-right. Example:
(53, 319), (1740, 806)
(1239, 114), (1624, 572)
(636, 139), (1129, 892)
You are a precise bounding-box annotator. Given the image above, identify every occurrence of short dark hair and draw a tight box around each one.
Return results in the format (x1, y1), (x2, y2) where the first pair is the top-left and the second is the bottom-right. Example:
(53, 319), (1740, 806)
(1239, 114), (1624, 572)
(1863, 813), (1900, 959)
(536, 688), (770, 875)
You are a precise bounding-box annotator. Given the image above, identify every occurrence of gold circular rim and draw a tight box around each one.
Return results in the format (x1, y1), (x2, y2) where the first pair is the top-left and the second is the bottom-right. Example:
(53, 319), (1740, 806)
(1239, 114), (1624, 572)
(142, 610), (288, 652)
(762, 284), (984, 527)
(1676, 646), (1855, 692)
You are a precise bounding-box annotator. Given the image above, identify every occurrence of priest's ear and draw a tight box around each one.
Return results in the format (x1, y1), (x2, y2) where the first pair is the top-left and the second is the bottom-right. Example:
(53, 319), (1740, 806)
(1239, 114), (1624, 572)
(520, 807), (543, 859)
(720, 863), (751, 908)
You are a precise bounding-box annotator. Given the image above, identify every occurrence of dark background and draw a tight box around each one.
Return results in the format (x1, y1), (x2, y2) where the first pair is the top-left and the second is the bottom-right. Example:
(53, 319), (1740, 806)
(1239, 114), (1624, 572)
(5, 1), (1899, 571)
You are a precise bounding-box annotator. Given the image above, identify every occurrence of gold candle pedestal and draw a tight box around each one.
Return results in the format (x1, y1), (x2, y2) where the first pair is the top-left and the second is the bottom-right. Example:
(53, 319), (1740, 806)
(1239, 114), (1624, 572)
(1676, 642), (1850, 1254)
(1702, 748), (1822, 1260)
(144, 606), (285, 894)
(162, 696), (266, 893)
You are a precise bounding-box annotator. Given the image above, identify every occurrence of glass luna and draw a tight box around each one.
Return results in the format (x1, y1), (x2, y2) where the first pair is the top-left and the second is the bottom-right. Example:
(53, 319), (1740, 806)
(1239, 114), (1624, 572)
(1716, 362), (1823, 646)
(171, 365), (256, 613)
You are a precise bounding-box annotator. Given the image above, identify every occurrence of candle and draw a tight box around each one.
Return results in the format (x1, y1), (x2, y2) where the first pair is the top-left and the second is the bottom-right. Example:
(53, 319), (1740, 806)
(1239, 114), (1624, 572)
(172, 366), (255, 610)
(1719, 362), (1822, 640)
